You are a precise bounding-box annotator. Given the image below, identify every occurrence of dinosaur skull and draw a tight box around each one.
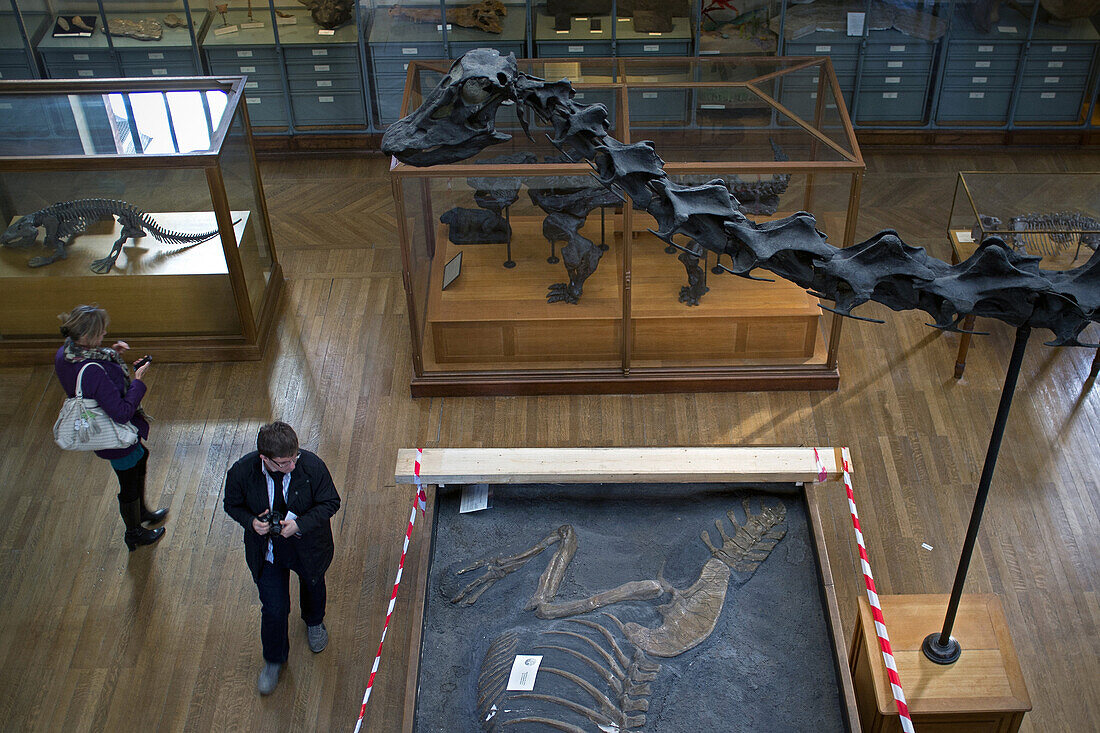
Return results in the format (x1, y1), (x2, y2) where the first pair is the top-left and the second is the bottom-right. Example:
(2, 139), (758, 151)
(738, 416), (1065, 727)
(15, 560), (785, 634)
(381, 48), (519, 167)
(1, 217), (37, 248)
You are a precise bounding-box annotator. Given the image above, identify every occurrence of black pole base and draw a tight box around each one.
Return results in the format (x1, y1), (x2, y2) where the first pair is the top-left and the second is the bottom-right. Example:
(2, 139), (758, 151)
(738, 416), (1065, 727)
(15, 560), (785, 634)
(503, 260), (516, 269)
(664, 244), (677, 254)
(598, 244), (609, 251)
(921, 632), (962, 665)
(546, 256), (559, 264)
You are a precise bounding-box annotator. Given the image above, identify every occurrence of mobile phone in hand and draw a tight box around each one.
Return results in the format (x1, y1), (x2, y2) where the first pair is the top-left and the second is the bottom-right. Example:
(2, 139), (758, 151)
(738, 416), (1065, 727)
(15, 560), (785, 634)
(134, 355), (152, 369)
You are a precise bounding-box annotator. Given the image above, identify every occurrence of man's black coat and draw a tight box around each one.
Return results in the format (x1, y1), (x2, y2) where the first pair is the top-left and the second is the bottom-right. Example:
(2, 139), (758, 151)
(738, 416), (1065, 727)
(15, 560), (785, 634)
(223, 449), (340, 586)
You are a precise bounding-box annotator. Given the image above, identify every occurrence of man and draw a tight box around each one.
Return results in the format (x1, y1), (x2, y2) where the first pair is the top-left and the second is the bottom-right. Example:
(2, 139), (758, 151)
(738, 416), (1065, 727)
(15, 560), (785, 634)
(223, 421), (341, 695)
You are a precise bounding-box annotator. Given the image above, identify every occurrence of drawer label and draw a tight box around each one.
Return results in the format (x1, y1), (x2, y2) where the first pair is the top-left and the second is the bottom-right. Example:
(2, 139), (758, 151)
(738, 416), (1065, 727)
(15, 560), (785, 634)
(1047, 61), (1063, 68)
(240, 66), (256, 73)
(642, 92), (657, 99)
(1044, 76), (1060, 83)
(815, 45), (831, 52)
(700, 104), (725, 109)
(882, 92), (898, 99)
(246, 97), (261, 104)
(643, 44), (659, 52)
(316, 80), (332, 87)
(575, 93), (585, 99)
(977, 45), (993, 52)
(148, 52), (164, 60)
(1041, 92), (1057, 99)
(78, 69), (94, 77)
(403, 63), (409, 70)
(314, 64), (330, 71)
(312, 49), (328, 56)
(887, 61), (903, 68)
(997, 25), (1017, 33)
(318, 95), (334, 103)
(972, 76), (988, 83)
(810, 92), (817, 99)
(237, 50), (253, 58)
(974, 60), (991, 68)
(0, 103), (11, 109)
(152, 68), (167, 75)
(1052, 45), (1066, 53)
(969, 92), (985, 99)
(402, 48), (418, 55)
(885, 76), (900, 83)
(245, 81), (258, 89)
(568, 45), (584, 52)
(73, 53), (89, 61)
(889, 45), (905, 52)
(318, 29), (334, 36)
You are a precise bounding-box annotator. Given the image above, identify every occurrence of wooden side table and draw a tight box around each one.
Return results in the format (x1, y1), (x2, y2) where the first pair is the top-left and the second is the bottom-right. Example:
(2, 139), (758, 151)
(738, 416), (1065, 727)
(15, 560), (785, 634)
(849, 594), (1031, 733)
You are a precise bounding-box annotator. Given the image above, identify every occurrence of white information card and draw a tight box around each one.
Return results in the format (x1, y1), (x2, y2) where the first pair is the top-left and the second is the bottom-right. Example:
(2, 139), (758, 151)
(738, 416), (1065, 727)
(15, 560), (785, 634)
(506, 655), (543, 691)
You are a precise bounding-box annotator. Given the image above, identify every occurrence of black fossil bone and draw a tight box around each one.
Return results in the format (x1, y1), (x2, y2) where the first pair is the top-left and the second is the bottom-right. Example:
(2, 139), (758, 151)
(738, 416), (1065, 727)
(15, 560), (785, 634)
(381, 49), (1100, 347)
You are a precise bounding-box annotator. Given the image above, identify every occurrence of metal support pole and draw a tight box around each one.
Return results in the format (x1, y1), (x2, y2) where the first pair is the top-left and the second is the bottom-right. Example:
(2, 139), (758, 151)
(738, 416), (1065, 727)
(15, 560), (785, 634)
(503, 205), (515, 269)
(922, 325), (1031, 664)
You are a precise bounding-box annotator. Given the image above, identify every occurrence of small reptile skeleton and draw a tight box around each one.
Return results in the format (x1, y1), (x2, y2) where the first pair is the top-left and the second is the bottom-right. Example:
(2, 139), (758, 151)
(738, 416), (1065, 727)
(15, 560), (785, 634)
(451, 499), (787, 730)
(972, 212), (1100, 260)
(2, 198), (223, 274)
(382, 49), (1100, 346)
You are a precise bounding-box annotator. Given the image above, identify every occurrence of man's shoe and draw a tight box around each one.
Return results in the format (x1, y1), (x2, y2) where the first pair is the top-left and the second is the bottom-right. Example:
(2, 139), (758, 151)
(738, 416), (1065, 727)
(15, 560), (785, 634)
(257, 662), (281, 695)
(307, 623), (328, 653)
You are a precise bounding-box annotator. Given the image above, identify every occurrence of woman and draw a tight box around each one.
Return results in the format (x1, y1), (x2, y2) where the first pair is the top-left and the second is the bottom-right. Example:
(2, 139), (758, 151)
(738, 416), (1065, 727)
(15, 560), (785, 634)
(54, 305), (167, 550)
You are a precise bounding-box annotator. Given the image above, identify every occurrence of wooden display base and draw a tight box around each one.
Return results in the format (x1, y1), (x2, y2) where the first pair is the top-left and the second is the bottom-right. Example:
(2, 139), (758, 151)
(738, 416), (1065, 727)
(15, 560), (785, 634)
(0, 211), (282, 364)
(850, 594), (1031, 733)
(414, 214), (832, 394)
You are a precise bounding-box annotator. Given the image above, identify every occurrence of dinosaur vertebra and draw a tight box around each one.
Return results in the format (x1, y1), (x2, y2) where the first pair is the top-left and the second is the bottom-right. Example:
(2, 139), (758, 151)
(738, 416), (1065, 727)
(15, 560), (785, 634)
(1, 198), (223, 273)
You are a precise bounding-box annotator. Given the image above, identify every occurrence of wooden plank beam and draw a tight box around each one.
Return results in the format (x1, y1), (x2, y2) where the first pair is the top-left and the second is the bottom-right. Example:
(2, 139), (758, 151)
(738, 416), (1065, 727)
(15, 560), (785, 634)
(395, 447), (843, 484)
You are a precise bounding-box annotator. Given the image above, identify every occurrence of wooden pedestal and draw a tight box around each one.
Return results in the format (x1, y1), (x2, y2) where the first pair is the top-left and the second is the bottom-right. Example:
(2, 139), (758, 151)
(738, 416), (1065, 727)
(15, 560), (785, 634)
(850, 594), (1031, 733)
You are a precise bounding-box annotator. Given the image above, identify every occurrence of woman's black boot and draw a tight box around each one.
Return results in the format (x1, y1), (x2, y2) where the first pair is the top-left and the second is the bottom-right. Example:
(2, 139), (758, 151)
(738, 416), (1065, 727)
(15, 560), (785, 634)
(135, 449), (168, 525)
(120, 498), (165, 551)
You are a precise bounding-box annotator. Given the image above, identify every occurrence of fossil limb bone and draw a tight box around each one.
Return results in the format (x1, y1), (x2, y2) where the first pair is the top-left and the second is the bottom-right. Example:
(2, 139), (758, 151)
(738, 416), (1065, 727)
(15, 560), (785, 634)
(382, 48), (1100, 348)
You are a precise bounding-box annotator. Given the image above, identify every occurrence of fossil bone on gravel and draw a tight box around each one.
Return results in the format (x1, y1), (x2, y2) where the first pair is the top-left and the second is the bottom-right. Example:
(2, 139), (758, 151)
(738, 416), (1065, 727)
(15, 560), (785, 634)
(108, 17), (163, 41)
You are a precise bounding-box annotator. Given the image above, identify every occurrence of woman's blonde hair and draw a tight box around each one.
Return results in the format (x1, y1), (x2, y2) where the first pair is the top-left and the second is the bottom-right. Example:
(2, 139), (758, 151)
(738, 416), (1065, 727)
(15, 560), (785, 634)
(59, 304), (109, 341)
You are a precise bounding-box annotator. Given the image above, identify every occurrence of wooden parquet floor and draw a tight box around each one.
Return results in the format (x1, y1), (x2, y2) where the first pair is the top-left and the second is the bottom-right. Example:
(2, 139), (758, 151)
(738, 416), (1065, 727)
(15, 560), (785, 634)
(0, 148), (1097, 732)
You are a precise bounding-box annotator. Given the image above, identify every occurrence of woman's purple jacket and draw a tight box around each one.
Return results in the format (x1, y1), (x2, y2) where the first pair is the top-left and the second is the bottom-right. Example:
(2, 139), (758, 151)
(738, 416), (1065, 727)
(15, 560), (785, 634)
(54, 346), (149, 460)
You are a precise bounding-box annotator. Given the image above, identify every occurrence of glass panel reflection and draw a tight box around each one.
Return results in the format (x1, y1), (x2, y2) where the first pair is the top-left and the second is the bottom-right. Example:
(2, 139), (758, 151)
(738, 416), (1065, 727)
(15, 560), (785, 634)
(0, 89), (230, 157)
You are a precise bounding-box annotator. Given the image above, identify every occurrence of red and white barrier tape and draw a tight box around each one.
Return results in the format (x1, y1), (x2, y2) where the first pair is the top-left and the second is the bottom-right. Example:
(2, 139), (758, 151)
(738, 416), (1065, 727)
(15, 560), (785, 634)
(354, 449), (428, 733)
(816, 447), (915, 733)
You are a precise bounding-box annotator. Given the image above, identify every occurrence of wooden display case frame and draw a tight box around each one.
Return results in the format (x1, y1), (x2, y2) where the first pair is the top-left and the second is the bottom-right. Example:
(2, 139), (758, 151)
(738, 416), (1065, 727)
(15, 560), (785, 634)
(0, 76), (283, 364)
(391, 56), (865, 396)
(391, 446), (861, 732)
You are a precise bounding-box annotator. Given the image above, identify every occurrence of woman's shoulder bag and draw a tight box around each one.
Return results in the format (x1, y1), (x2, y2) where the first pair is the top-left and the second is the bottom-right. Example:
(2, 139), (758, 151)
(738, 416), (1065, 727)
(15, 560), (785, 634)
(53, 362), (140, 451)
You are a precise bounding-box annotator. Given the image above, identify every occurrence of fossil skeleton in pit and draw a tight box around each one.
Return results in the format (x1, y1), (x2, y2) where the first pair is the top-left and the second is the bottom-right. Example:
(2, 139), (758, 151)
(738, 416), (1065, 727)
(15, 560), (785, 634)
(449, 499), (787, 730)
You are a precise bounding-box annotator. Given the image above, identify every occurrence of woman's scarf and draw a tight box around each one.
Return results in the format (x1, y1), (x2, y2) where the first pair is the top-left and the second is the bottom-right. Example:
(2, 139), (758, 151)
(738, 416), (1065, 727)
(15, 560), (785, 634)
(63, 338), (149, 420)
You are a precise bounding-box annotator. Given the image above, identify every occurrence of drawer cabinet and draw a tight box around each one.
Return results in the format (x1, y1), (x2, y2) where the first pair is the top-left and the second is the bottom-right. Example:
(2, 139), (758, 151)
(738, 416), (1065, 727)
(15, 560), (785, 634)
(206, 46), (287, 128)
(284, 44), (365, 126)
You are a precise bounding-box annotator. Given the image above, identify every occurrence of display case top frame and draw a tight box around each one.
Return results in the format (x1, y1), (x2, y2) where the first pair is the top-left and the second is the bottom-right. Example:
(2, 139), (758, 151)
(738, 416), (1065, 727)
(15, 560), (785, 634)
(386, 55), (865, 176)
(0, 75), (248, 164)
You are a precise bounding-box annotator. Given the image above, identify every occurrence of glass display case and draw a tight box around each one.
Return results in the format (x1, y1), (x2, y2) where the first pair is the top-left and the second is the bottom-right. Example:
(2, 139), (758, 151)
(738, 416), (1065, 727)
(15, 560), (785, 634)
(698, 0), (780, 56)
(0, 76), (283, 365)
(33, 0), (209, 79)
(946, 170), (1100, 377)
(391, 56), (861, 395)
(2, 0), (49, 79)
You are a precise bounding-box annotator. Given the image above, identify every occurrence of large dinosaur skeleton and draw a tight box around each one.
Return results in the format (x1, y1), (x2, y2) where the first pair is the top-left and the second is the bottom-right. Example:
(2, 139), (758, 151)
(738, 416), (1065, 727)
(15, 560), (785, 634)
(452, 499), (787, 730)
(382, 49), (1100, 346)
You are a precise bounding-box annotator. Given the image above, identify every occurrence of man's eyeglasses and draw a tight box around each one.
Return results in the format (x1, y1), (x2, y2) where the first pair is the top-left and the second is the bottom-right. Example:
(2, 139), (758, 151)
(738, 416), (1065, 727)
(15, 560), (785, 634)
(265, 452), (300, 470)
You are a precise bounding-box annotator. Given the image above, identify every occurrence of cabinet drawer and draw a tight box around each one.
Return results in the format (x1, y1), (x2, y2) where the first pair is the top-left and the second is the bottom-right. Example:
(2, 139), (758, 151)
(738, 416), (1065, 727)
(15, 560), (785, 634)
(861, 54), (933, 76)
(40, 49), (114, 65)
(122, 60), (201, 78)
(371, 40), (445, 59)
(287, 73), (361, 93)
(205, 46), (279, 64)
(0, 50), (27, 65)
(617, 39), (691, 56)
(936, 89), (1013, 121)
(116, 48), (195, 66)
(946, 40), (1022, 61)
(1022, 54), (1093, 77)
(241, 92), (288, 125)
(1019, 70), (1089, 89)
(283, 45), (357, 62)
(628, 89), (688, 122)
(865, 30), (935, 56)
(206, 55), (281, 77)
(286, 56), (361, 77)
(239, 76), (287, 94)
(779, 71), (856, 92)
(44, 62), (119, 79)
(536, 40), (613, 56)
(376, 92), (404, 124)
(856, 88), (927, 121)
(779, 89), (850, 117)
(374, 68), (443, 94)
(785, 40), (860, 59)
(942, 70), (1017, 91)
(290, 90), (366, 125)
(0, 64), (35, 80)
(1027, 41), (1096, 60)
(1014, 88), (1086, 121)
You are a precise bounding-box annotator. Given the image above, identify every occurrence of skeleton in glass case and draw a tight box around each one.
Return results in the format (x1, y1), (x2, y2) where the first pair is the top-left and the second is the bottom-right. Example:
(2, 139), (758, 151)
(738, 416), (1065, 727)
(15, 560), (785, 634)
(382, 49), (1100, 347)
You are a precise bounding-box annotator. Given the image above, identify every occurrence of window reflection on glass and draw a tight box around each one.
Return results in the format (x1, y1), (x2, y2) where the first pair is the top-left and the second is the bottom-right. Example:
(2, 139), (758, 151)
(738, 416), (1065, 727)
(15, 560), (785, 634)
(105, 90), (229, 154)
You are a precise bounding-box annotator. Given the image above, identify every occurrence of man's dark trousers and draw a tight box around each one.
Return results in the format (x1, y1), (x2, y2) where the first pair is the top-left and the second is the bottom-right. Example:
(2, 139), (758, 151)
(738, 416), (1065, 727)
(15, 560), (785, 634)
(257, 537), (326, 664)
